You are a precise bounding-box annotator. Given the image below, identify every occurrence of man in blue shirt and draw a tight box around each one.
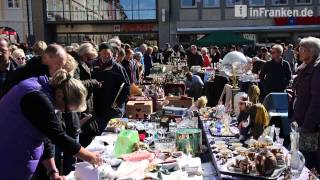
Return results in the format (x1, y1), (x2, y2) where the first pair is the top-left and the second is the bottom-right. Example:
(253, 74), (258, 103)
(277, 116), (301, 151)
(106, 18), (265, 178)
(185, 72), (204, 100)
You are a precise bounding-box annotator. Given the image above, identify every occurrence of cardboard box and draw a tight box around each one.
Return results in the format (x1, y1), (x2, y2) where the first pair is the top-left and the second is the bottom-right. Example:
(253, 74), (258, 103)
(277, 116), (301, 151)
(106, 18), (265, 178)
(155, 98), (168, 111)
(163, 106), (187, 117)
(126, 100), (153, 119)
(128, 96), (150, 101)
(166, 96), (194, 108)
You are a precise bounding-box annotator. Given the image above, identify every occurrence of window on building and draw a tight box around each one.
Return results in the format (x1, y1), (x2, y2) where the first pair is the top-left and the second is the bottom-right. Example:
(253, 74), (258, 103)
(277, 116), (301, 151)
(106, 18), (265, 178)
(271, 0), (288, 5)
(181, 0), (197, 8)
(296, 0), (312, 4)
(225, 0), (243, 7)
(203, 0), (220, 7)
(7, 0), (21, 8)
(46, 0), (156, 22)
(249, 0), (265, 6)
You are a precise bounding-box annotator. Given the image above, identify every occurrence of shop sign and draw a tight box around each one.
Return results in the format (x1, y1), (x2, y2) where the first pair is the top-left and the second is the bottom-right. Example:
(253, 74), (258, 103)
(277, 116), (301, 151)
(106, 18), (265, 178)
(121, 23), (156, 32)
(242, 33), (256, 42)
(274, 16), (320, 26)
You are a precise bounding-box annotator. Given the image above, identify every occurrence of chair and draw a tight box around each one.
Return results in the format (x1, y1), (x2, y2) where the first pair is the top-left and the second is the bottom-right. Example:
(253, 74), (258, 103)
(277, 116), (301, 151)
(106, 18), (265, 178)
(263, 93), (291, 137)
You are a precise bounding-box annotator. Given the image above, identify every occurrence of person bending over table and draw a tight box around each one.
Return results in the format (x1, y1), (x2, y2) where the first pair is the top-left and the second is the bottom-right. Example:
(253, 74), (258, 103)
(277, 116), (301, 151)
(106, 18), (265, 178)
(185, 72), (204, 101)
(0, 70), (102, 180)
(238, 101), (270, 140)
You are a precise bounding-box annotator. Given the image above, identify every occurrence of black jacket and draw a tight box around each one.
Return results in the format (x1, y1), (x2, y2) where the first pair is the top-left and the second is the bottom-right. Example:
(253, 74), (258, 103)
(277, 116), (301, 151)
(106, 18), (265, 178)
(1, 56), (48, 96)
(259, 59), (292, 95)
(144, 54), (153, 76)
(187, 52), (204, 68)
(92, 60), (130, 118)
(73, 54), (101, 114)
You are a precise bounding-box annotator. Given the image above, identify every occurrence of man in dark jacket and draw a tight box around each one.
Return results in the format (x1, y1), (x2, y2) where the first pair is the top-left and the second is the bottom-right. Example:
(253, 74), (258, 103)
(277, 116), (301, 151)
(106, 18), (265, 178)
(0, 40), (16, 92)
(162, 43), (173, 64)
(187, 45), (203, 69)
(144, 47), (153, 76)
(259, 44), (292, 97)
(121, 48), (137, 84)
(92, 43), (130, 133)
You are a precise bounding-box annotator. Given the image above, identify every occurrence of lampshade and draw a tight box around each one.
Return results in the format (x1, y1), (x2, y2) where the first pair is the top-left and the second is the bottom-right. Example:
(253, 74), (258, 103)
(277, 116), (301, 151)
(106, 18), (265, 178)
(221, 51), (248, 76)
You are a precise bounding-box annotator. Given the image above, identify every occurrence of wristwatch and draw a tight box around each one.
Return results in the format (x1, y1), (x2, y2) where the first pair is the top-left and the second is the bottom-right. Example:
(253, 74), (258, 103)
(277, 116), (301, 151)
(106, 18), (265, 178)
(47, 169), (59, 177)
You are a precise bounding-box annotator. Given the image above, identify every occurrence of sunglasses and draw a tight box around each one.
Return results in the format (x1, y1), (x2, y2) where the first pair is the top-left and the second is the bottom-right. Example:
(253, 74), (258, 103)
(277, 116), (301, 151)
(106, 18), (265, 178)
(271, 51), (277, 54)
(17, 57), (26, 60)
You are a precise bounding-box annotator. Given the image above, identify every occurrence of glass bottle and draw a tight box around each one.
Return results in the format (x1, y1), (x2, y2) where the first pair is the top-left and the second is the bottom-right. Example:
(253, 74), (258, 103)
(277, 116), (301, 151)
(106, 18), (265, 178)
(288, 128), (305, 178)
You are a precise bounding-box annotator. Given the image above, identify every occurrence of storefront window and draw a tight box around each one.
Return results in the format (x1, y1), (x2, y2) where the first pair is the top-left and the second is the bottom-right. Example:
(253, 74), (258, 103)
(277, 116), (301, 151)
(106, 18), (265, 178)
(46, 0), (156, 22)
(271, 0), (288, 5)
(56, 33), (158, 46)
(249, 0), (265, 6)
(203, 0), (220, 7)
(296, 0), (312, 4)
(225, 0), (243, 7)
(181, 0), (197, 8)
(7, 0), (20, 8)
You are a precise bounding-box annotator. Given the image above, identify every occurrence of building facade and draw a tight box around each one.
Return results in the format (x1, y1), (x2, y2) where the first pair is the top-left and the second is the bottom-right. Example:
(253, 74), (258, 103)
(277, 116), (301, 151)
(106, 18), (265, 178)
(0, 0), (31, 43)
(31, 0), (320, 48)
(159, 0), (320, 48)
(33, 0), (159, 47)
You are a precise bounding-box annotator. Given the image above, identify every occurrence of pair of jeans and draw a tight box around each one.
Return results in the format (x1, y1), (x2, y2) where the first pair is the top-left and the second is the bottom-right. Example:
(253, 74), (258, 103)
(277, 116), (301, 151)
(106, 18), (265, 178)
(55, 135), (79, 175)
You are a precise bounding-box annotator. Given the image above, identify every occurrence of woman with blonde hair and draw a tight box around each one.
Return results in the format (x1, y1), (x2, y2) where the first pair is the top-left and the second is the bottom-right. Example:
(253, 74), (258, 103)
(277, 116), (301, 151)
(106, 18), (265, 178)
(250, 103), (269, 139)
(201, 47), (211, 67)
(12, 48), (26, 66)
(0, 69), (102, 179)
(32, 41), (47, 56)
(64, 54), (78, 76)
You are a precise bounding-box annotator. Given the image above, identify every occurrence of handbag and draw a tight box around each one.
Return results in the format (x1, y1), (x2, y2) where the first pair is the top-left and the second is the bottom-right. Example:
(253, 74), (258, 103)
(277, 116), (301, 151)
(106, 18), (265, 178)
(81, 115), (100, 137)
(299, 132), (320, 152)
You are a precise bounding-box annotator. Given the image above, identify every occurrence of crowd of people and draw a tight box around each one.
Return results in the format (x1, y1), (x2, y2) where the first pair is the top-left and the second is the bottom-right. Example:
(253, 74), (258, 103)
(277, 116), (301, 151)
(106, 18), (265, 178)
(0, 35), (320, 179)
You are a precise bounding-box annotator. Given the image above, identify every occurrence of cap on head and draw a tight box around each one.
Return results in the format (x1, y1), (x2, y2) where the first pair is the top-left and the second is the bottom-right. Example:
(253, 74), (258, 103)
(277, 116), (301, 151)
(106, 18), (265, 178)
(99, 43), (113, 53)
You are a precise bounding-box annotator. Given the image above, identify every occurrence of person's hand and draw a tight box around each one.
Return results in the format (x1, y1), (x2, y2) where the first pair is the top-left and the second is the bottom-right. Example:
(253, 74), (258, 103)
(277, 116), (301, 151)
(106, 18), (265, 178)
(76, 147), (103, 167)
(50, 172), (65, 180)
(87, 151), (103, 167)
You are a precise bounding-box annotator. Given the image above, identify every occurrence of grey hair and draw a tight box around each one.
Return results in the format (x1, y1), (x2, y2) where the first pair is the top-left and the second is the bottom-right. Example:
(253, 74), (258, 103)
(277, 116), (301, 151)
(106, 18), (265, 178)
(77, 42), (98, 58)
(272, 44), (283, 54)
(134, 52), (143, 59)
(191, 45), (197, 49)
(299, 36), (320, 59)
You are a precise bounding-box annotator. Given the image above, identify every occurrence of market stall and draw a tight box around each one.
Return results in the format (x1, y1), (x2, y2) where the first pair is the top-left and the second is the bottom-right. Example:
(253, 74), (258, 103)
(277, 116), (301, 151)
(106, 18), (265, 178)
(66, 116), (219, 179)
(198, 106), (318, 180)
(66, 52), (319, 180)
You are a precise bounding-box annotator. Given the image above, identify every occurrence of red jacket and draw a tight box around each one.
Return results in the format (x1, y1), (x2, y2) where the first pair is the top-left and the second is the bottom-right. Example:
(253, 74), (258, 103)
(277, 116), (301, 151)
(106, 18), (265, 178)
(202, 54), (211, 67)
